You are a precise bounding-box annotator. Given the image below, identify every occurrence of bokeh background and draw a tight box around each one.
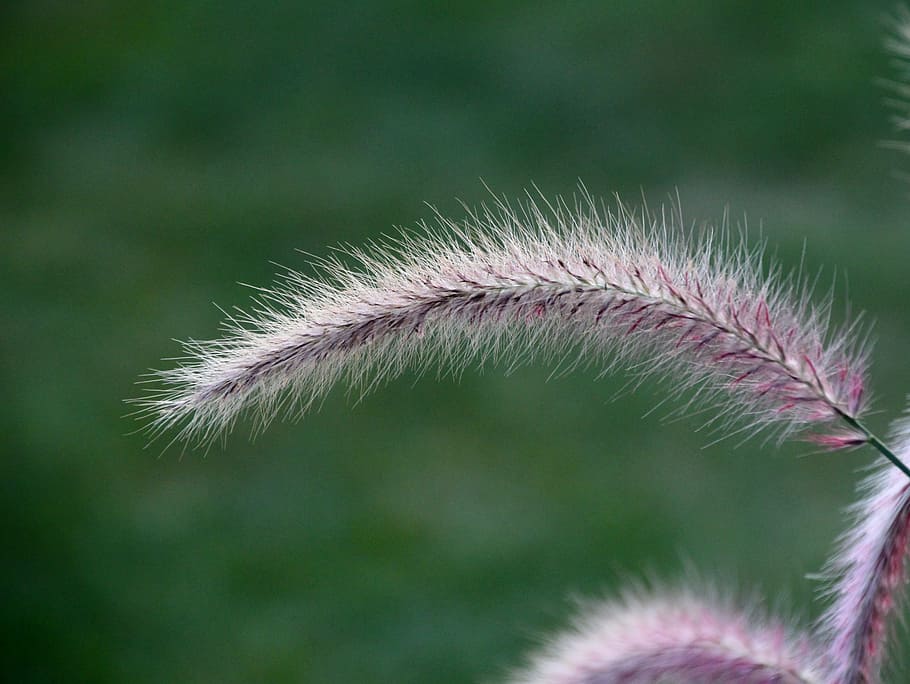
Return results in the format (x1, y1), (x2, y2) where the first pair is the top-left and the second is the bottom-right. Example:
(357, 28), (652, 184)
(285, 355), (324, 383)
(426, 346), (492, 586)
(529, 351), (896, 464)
(4, 1), (910, 682)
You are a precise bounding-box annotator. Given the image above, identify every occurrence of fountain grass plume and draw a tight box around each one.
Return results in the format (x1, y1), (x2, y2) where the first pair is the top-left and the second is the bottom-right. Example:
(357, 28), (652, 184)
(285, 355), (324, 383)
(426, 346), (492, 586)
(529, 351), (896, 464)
(817, 406), (910, 684)
(507, 585), (825, 684)
(134, 192), (873, 452)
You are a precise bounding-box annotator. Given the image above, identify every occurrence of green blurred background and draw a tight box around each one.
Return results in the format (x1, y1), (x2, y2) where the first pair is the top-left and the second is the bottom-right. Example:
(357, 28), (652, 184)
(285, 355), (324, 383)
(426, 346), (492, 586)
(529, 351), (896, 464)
(4, 1), (910, 681)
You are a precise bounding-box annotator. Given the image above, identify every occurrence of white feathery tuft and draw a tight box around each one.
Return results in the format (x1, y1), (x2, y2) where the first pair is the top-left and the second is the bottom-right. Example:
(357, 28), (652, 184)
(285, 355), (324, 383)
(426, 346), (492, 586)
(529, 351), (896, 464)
(506, 586), (824, 684)
(817, 404), (910, 684)
(132, 192), (869, 448)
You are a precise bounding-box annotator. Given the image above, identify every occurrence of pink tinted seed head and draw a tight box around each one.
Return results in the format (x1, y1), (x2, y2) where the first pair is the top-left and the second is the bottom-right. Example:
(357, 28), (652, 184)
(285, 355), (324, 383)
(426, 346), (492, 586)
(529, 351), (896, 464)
(817, 405), (910, 684)
(507, 586), (824, 684)
(133, 193), (870, 449)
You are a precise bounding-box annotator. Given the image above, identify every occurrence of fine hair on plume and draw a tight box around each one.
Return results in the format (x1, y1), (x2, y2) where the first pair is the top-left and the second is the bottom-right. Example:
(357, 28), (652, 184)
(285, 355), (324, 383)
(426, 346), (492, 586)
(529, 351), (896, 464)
(133, 10), (910, 684)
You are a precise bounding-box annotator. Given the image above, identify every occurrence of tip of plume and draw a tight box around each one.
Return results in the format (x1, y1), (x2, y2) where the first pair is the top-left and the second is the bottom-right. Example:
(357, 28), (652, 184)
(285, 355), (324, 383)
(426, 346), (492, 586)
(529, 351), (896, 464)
(805, 431), (869, 451)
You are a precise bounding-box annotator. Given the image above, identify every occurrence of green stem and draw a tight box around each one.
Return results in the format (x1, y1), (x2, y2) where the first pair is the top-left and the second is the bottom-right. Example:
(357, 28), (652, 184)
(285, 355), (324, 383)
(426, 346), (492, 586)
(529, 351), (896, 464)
(840, 412), (910, 480)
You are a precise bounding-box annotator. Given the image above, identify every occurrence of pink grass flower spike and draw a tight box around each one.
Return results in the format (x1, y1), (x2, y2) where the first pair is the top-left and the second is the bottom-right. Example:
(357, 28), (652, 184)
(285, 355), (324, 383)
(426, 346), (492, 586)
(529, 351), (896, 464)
(135, 195), (871, 452)
(508, 588), (824, 684)
(818, 411), (910, 684)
